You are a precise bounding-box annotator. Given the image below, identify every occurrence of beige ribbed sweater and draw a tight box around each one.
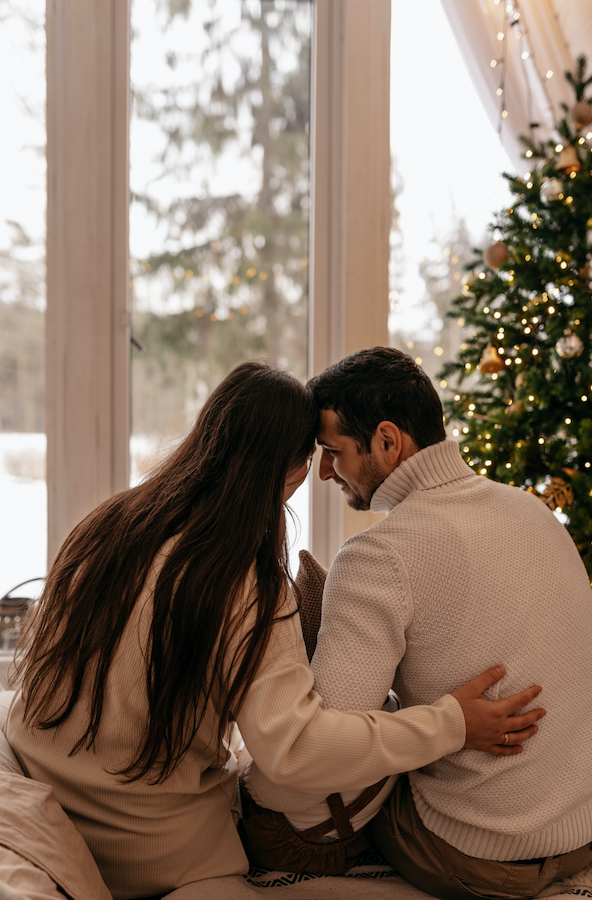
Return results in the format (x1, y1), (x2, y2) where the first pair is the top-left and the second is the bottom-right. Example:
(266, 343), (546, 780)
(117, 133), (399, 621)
(288, 440), (592, 861)
(4, 545), (464, 899)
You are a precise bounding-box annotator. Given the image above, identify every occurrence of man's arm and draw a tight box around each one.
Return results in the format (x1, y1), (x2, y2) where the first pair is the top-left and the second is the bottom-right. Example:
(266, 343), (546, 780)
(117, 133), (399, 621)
(311, 531), (408, 712)
(244, 534), (412, 811)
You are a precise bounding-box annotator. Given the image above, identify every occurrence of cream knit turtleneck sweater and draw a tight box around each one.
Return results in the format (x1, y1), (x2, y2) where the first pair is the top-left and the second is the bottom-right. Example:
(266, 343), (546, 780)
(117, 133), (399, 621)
(250, 440), (592, 860)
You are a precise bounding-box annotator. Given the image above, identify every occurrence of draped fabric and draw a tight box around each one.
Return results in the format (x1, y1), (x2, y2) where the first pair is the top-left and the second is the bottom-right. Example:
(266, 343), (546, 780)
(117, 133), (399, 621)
(440, 0), (592, 171)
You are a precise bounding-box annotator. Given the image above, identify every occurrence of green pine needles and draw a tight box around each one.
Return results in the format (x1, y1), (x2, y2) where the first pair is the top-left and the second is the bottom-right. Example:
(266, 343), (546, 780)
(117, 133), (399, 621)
(439, 55), (592, 576)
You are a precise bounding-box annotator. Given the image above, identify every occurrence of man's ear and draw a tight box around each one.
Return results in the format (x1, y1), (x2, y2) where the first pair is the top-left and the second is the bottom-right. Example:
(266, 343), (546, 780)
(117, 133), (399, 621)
(373, 421), (417, 472)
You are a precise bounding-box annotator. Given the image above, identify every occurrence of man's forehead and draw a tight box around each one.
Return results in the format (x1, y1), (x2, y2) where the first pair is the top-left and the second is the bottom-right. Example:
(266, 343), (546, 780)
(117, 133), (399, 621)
(317, 409), (344, 445)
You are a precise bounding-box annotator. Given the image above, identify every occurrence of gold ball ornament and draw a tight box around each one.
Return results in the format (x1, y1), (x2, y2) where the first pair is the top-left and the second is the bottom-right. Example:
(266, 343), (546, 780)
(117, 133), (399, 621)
(571, 100), (592, 130)
(478, 344), (505, 374)
(541, 178), (562, 202)
(556, 145), (581, 174)
(555, 330), (584, 359)
(483, 242), (510, 269)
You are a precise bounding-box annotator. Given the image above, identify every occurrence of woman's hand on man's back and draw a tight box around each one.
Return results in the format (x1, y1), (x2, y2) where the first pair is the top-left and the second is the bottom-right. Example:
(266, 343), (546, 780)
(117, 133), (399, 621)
(451, 665), (545, 756)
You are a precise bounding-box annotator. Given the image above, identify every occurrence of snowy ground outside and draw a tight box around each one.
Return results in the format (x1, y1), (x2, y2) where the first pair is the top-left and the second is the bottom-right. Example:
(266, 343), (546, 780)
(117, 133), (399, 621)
(0, 433), (310, 599)
(0, 433), (47, 599)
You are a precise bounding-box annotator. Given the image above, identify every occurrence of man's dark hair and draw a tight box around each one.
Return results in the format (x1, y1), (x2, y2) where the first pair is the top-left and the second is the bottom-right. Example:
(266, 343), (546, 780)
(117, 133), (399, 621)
(308, 346), (446, 452)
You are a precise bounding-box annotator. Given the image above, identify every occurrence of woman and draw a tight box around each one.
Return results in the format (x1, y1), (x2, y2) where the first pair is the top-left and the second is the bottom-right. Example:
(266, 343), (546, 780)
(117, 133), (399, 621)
(4, 362), (543, 900)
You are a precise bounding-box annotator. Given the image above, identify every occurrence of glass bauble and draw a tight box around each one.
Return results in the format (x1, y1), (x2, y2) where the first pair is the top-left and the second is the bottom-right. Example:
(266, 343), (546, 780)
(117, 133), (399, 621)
(541, 178), (562, 202)
(555, 332), (584, 359)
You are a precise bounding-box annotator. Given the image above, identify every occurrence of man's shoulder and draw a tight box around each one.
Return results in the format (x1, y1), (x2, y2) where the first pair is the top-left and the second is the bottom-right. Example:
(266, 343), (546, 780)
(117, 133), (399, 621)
(331, 514), (408, 572)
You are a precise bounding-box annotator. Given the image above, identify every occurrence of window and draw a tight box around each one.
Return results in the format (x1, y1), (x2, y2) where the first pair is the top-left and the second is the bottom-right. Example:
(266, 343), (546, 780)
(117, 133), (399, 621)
(130, 0), (313, 568)
(0, 0), (46, 596)
(389, 0), (512, 391)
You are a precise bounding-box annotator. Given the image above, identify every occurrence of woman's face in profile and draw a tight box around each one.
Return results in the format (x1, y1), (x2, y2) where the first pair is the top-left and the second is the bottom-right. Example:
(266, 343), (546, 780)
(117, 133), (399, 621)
(283, 449), (315, 502)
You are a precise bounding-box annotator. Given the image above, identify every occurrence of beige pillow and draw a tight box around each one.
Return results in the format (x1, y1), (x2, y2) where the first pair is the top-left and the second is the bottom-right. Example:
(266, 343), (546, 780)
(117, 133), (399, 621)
(294, 550), (328, 662)
(0, 770), (112, 900)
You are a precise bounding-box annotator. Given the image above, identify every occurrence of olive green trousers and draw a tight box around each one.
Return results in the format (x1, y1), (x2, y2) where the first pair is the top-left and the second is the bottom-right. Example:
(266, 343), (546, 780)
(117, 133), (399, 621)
(369, 774), (592, 900)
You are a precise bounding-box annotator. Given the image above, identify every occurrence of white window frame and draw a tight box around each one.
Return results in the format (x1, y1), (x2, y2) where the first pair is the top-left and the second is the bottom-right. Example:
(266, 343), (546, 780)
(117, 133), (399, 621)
(310, 0), (391, 566)
(45, 0), (390, 568)
(46, 0), (130, 562)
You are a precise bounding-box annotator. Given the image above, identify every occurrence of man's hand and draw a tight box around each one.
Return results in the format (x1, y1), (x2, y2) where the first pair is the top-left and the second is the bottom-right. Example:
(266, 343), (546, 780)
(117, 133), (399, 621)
(451, 665), (545, 756)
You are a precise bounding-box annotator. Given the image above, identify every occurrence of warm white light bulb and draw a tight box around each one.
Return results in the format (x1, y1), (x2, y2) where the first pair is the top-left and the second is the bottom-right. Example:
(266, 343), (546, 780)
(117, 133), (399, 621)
(555, 143), (563, 152)
(521, 51), (529, 59)
(546, 70), (553, 79)
(497, 31), (505, 40)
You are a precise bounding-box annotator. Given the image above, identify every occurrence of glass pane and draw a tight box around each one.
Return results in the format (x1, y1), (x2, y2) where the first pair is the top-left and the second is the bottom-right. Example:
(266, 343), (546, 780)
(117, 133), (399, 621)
(130, 0), (313, 569)
(0, 0), (47, 601)
(389, 0), (513, 391)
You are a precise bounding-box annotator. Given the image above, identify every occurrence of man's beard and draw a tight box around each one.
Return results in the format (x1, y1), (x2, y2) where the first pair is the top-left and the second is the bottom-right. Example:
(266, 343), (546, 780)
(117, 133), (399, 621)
(343, 453), (386, 511)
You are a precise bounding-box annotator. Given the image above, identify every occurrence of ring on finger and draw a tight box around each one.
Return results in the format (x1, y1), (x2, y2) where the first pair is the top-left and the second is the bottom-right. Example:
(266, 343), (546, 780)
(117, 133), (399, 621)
(503, 733), (509, 746)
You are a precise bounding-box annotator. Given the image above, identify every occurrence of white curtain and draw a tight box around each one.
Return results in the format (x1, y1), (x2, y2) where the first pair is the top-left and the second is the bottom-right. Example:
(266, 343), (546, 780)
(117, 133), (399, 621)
(440, 0), (592, 172)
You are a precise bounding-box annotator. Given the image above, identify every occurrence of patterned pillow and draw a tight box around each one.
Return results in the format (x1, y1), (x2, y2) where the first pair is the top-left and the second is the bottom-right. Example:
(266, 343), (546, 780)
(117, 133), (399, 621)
(294, 550), (327, 662)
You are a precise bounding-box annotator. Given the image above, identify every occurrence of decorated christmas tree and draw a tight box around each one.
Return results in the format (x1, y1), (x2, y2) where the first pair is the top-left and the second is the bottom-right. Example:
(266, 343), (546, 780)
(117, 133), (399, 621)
(439, 55), (592, 576)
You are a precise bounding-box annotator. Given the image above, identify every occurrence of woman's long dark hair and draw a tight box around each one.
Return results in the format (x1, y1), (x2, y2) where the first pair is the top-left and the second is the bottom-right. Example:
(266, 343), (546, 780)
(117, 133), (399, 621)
(16, 362), (318, 783)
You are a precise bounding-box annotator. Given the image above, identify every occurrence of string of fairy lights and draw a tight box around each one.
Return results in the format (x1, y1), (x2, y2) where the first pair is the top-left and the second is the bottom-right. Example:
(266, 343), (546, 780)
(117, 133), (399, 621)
(490, 0), (557, 150)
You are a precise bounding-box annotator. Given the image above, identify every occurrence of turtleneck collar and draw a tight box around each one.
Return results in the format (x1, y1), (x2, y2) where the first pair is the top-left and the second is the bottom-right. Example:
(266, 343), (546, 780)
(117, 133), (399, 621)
(370, 440), (476, 513)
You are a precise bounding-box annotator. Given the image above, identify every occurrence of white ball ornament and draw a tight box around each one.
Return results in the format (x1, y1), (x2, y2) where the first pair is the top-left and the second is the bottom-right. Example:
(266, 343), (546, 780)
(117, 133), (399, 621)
(541, 178), (562, 202)
(555, 330), (584, 359)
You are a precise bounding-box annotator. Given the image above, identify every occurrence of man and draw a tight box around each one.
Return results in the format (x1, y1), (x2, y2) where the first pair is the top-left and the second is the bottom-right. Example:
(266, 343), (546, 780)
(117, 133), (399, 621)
(244, 345), (592, 894)
(299, 346), (592, 898)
